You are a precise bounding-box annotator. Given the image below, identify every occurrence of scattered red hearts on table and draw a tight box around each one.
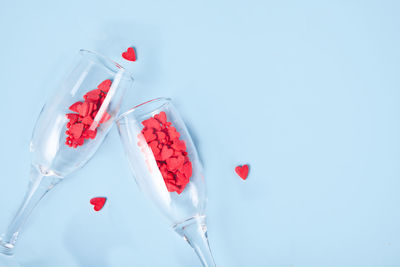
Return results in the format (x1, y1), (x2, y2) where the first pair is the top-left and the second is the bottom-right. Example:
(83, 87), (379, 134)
(90, 197), (107, 211)
(122, 47), (136, 61)
(65, 79), (112, 148)
(139, 111), (192, 194)
(235, 164), (249, 180)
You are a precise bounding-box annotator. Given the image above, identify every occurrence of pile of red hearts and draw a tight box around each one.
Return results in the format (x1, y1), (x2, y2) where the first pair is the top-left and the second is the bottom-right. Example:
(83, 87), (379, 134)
(140, 111), (192, 194)
(65, 79), (112, 148)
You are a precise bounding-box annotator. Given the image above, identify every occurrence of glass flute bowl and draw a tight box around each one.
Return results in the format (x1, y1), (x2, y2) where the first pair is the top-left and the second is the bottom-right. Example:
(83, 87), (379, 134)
(117, 97), (216, 267)
(0, 50), (134, 255)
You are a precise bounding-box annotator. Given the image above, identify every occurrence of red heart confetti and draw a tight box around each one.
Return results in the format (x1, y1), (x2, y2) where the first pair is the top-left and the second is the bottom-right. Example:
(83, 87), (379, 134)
(64, 79), (112, 148)
(69, 123), (84, 139)
(69, 101), (82, 113)
(99, 111), (111, 124)
(161, 146), (174, 161)
(90, 197), (107, 211)
(122, 47), (136, 62)
(139, 111), (193, 194)
(235, 164), (249, 180)
(97, 79), (112, 92)
(84, 89), (101, 101)
(154, 111), (167, 124)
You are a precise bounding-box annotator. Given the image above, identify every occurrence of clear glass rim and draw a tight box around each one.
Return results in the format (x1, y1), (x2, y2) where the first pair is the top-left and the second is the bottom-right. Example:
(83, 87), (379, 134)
(79, 49), (134, 81)
(117, 97), (172, 123)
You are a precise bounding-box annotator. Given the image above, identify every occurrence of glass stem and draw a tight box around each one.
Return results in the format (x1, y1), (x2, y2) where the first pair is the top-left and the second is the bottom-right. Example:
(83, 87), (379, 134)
(174, 215), (216, 267)
(0, 166), (61, 255)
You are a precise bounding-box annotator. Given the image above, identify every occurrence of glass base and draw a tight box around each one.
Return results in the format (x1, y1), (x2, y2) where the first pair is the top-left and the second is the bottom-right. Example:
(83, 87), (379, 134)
(0, 241), (14, 256)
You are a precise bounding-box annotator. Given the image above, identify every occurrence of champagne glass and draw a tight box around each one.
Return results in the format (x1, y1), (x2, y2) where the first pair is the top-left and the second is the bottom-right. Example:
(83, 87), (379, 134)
(0, 50), (133, 255)
(117, 98), (216, 267)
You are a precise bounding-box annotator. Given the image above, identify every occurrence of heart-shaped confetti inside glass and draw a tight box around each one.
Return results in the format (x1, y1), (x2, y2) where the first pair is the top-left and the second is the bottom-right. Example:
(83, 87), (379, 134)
(117, 98), (216, 267)
(65, 79), (113, 148)
(0, 50), (133, 255)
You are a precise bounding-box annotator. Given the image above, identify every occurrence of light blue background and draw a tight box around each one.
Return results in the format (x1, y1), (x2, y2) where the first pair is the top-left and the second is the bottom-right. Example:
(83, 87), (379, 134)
(0, 0), (399, 266)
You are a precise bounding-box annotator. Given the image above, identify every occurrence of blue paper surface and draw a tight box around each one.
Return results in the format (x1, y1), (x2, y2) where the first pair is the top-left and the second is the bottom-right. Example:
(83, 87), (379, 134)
(0, 0), (399, 266)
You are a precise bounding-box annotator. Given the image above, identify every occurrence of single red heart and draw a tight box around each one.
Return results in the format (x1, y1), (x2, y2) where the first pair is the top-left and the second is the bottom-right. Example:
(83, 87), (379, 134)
(69, 123), (84, 139)
(98, 79), (112, 92)
(82, 116), (94, 125)
(142, 117), (161, 130)
(90, 197), (107, 211)
(99, 111), (111, 123)
(69, 101), (83, 113)
(122, 47), (136, 61)
(154, 111), (167, 124)
(171, 139), (186, 152)
(84, 89), (101, 101)
(161, 146), (174, 161)
(182, 161), (192, 178)
(78, 102), (89, 117)
(166, 155), (185, 171)
(156, 131), (166, 142)
(148, 140), (160, 155)
(167, 126), (180, 140)
(143, 128), (157, 142)
(235, 164), (249, 180)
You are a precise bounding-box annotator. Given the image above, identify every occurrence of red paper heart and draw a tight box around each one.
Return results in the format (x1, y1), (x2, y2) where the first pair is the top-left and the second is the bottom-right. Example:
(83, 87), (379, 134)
(69, 123), (84, 139)
(171, 139), (186, 151)
(69, 101), (83, 113)
(99, 111), (111, 123)
(97, 79), (112, 92)
(84, 89), (101, 101)
(143, 128), (157, 142)
(148, 140), (160, 155)
(82, 116), (94, 125)
(66, 113), (79, 124)
(161, 146), (174, 161)
(78, 102), (90, 117)
(166, 156), (185, 171)
(90, 197), (107, 211)
(122, 47), (136, 61)
(154, 111), (167, 124)
(167, 126), (180, 140)
(156, 131), (166, 142)
(142, 117), (161, 130)
(235, 164), (249, 180)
